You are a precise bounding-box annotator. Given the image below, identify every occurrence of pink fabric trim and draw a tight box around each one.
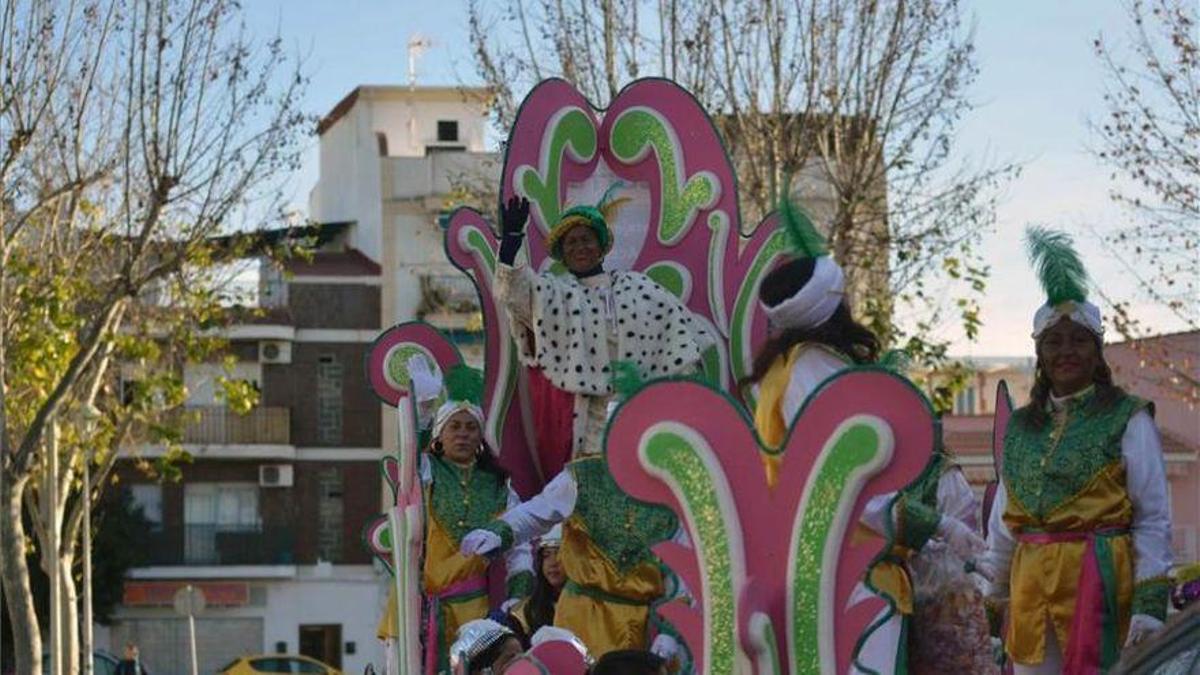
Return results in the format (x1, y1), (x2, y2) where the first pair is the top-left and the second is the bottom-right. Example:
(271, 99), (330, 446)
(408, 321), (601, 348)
(1016, 528), (1124, 674)
(425, 575), (488, 675)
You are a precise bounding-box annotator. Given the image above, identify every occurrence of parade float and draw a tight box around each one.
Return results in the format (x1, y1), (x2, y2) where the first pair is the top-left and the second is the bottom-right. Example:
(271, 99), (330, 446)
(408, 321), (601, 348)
(360, 77), (996, 674)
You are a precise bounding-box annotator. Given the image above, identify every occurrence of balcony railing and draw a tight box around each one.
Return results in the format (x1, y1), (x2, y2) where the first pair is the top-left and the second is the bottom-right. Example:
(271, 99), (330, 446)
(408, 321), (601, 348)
(181, 406), (290, 445)
(144, 524), (295, 566)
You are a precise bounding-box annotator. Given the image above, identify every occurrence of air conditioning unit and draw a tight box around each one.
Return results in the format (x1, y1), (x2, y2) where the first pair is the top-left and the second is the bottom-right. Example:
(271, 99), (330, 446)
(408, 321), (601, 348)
(258, 464), (294, 488)
(259, 340), (291, 364)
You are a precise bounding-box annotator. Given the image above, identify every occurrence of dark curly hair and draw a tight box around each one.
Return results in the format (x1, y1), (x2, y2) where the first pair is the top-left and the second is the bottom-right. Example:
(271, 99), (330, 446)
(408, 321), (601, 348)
(745, 257), (880, 385)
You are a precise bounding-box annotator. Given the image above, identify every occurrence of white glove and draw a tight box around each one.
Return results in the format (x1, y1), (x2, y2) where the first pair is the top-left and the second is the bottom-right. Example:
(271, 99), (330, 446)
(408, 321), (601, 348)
(649, 634), (680, 661)
(460, 529), (501, 557)
(971, 557), (997, 582)
(406, 355), (443, 402)
(1123, 613), (1163, 647)
(936, 515), (986, 560)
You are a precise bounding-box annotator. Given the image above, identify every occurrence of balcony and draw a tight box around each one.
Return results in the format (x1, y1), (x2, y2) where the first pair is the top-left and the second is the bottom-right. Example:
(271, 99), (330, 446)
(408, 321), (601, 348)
(181, 406), (290, 445)
(384, 151), (497, 200)
(144, 524), (295, 566)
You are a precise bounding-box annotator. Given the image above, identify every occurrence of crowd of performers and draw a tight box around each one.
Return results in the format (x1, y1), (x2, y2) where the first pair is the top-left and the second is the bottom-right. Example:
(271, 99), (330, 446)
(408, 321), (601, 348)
(376, 186), (1176, 674)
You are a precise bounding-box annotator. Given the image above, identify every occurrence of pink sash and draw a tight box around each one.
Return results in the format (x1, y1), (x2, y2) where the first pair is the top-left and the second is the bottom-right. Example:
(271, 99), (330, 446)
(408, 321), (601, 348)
(425, 575), (489, 675)
(1017, 527), (1127, 673)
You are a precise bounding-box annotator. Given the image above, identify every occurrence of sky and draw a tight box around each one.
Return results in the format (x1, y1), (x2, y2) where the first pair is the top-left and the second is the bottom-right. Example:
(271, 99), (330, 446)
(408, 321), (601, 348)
(241, 0), (1194, 357)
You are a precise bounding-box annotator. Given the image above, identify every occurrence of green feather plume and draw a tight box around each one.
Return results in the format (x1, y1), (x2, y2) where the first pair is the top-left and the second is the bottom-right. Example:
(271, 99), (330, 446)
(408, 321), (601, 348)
(444, 364), (484, 405)
(1025, 226), (1089, 305)
(877, 349), (911, 374)
(610, 360), (645, 399)
(778, 192), (828, 259)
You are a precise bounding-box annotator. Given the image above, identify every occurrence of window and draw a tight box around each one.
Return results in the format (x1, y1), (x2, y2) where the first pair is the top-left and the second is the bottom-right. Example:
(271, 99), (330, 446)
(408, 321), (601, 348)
(954, 387), (977, 415)
(436, 120), (459, 142)
(130, 484), (163, 530)
(316, 468), (343, 562)
(183, 483), (260, 564)
(183, 362), (262, 406)
(316, 355), (343, 445)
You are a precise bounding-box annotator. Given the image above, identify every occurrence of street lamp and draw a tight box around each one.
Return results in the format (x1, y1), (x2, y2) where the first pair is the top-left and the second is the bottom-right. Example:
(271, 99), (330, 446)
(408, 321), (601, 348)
(80, 404), (101, 675)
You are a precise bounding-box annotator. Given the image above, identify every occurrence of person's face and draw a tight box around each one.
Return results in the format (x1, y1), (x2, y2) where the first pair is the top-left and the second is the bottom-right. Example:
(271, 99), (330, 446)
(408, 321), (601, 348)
(124, 645), (138, 660)
(541, 546), (566, 588)
(439, 410), (482, 466)
(1036, 318), (1100, 397)
(560, 224), (603, 275)
(480, 636), (523, 674)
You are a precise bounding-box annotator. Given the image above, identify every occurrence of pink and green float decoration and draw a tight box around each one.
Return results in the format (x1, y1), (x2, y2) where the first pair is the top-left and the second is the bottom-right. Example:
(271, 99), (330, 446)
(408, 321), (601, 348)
(363, 77), (965, 673)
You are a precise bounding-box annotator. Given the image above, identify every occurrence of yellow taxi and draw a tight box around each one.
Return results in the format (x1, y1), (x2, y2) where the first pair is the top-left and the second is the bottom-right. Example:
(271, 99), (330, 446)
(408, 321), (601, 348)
(218, 654), (343, 674)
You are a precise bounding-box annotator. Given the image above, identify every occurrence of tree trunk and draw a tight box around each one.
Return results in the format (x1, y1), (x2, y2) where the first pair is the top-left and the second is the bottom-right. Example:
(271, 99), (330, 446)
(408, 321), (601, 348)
(1, 472), (41, 675)
(60, 554), (80, 675)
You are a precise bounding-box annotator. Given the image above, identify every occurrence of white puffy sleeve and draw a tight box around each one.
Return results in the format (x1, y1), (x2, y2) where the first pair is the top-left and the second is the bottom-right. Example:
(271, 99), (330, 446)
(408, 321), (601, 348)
(418, 454), (432, 487)
(937, 468), (979, 531)
(1123, 409), (1173, 618)
(498, 469), (578, 546)
(983, 482), (1016, 597)
(502, 481), (535, 590)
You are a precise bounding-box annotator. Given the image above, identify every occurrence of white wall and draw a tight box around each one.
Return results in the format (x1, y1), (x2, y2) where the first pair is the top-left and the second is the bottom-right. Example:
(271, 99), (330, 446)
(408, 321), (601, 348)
(309, 88), (490, 267)
(260, 568), (384, 675)
(369, 95), (488, 157)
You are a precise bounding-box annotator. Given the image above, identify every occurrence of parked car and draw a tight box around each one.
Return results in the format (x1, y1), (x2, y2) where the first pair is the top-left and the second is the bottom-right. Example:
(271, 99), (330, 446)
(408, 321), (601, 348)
(40, 650), (121, 675)
(219, 654), (343, 675)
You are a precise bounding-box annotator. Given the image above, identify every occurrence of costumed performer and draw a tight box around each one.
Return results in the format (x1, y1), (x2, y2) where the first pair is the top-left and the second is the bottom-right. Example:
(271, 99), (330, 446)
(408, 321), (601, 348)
(499, 524), (567, 643)
(493, 187), (713, 459)
(746, 197), (987, 674)
(448, 619), (524, 675)
(456, 188), (706, 657)
(457, 442), (686, 657)
(377, 361), (533, 675)
(981, 227), (1172, 674)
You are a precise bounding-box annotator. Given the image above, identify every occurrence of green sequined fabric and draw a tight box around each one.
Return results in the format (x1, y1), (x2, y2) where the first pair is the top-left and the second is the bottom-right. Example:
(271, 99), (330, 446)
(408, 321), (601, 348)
(1132, 577), (1171, 621)
(892, 451), (950, 550)
(569, 457), (678, 573)
(1002, 392), (1146, 520)
(426, 454), (510, 542)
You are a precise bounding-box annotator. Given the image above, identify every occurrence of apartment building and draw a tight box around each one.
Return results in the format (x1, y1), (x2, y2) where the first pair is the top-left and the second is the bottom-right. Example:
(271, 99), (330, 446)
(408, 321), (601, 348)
(106, 85), (495, 674)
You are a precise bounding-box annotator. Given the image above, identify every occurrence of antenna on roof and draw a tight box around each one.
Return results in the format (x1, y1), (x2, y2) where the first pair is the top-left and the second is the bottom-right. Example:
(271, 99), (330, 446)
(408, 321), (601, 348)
(407, 35), (432, 89)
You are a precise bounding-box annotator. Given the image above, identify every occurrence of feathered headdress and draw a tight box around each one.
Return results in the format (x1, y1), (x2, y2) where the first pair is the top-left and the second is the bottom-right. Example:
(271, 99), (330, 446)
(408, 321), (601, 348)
(1024, 226), (1103, 338)
(431, 363), (487, 445)
(544, 182), (631, 260)
(778, 194), (829, 259)
(762, 191), (846, 331)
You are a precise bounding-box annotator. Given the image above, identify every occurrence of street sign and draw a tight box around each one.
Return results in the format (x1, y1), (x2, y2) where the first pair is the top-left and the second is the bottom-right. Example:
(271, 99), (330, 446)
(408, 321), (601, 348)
(173, 585), (204, 675)
(172, 585), (206, 616)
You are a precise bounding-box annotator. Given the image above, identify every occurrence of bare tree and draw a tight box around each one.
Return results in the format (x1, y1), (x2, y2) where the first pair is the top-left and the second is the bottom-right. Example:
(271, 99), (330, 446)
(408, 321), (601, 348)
(1, 1), (308, 672)
(1093, 0), (1198, 332)
(467, 0), (1015, 359)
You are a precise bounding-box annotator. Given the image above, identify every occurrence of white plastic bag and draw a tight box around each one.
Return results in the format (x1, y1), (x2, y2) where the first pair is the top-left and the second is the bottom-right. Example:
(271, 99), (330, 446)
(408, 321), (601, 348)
(907, 542), (998, 674)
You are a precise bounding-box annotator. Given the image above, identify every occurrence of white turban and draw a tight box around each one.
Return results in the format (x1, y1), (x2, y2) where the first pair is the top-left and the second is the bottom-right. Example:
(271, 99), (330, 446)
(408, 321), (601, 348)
(431, 400), (486, 446)
(763, 256), (846, 331)
(1032, 300), (1104, 339)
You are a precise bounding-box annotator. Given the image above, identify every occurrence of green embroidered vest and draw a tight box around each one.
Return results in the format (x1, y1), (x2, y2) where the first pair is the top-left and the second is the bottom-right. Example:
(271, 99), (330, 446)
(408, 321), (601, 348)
(894, 450), (954, 550)
(1002, 391), (1147, 520)
(568, 456), (679, 573)
(426, 454), (510, 542)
